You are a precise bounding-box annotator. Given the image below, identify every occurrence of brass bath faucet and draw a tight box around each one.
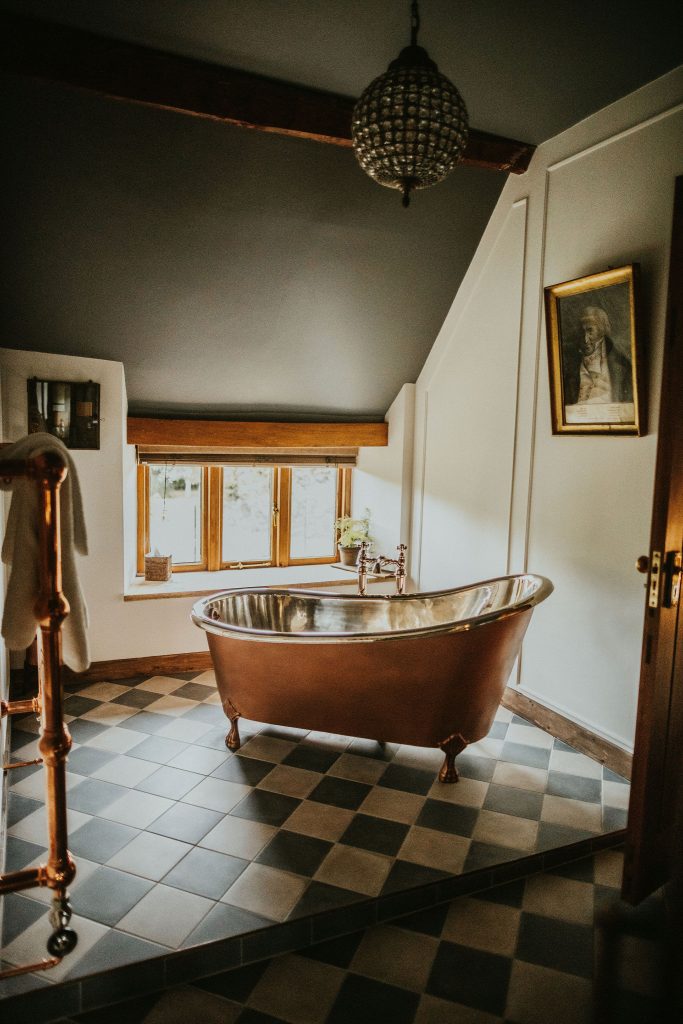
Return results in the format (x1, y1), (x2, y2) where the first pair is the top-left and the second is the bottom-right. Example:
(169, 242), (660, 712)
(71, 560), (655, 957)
(358, 542), (407, 596)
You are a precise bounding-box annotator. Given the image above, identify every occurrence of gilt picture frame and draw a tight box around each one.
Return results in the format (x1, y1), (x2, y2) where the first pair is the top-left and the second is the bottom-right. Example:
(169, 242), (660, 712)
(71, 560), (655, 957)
(544, 264), (645, 435)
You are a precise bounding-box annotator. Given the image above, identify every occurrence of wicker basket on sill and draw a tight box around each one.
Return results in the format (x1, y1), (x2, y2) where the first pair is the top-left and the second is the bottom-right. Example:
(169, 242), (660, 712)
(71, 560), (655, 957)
(144, 553), (172, 582)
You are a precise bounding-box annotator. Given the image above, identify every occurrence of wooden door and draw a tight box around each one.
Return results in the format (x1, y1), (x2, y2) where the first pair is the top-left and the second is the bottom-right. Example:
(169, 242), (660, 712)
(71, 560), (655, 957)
(622, 176), (683, 903)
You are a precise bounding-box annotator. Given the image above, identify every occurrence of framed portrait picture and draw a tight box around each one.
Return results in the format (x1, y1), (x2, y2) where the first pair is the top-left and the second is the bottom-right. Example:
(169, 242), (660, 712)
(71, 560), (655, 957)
(544, 264), (645, 435)
(27, 378), (101, 450)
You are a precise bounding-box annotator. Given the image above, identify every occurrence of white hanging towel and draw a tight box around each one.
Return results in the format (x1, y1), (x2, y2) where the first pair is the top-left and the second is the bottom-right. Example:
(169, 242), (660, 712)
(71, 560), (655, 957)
(0, 432), (90, 671)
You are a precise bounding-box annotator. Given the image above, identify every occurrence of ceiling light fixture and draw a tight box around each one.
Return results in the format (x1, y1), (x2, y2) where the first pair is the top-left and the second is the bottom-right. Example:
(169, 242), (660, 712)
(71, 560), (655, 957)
(352, 0), (469, 208)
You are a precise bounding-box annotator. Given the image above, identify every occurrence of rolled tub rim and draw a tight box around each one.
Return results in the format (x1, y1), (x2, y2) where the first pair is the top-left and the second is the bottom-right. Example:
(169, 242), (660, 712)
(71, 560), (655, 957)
(191, 572), (553, 644)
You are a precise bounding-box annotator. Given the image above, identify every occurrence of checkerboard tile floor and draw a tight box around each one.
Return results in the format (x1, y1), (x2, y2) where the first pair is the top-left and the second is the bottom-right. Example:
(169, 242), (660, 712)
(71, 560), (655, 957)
(2, 670), (629, 1003)
(51, 847), (663, 1024)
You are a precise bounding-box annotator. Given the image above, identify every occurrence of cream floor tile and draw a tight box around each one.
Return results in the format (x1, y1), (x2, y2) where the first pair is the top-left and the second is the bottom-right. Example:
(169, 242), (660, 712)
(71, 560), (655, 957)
(76, 682), (132, 701)
(142, 987), (241, 1024)
(10, 738), (42, 761)
(471, 809), (538, 851)
(398, 826), (470, 874)
(107, 831), (191, 880)
(248, 953), (344, 1024)
(282, 799), (355, 841)
(91, 754), (159, 787)
(10, 769), (83, 801)
(8, 805), (91, 845)
(541, 794), (602, 833)
(202, 691), (222, 706)
(442, 897), (521, 956)
(239, 734), (297, 763)
(492, 762), (548, 792)
(145, 694), (200, 717)
(549, 749), (602, 780)
(427, 776), (488, 808)
(1, 911), (110, 983)
(80, 702), (138, 727)
(187, 669), (216, 688)
(327, 752), (388, 785)
(415, 993), (503, 1024)
(358, 786), (425, 823)
(468, 736), (504, 759)
(180, 776), (251, 813)
(522, 873), (594, 924)
(117, 884), (212, 947)
(392, 745), (444, 772)
(155, 717), (214, 742)
(602, 780), (630, 809)
(505, 961), (592, 1024)
(103, 789), (174, 828)
(200, 815), (277, 859)
(351, 924), (440, 992)
(505, 724), (555, 749)
(82, 726), (146, 754)
(593, 848), (624, 888)
(314, 844), (392, 896)
(136, 675), (188, 694)
(257, 764), (320, 798)
(494, 706), (514, 723)
(222, 863), (307, 921)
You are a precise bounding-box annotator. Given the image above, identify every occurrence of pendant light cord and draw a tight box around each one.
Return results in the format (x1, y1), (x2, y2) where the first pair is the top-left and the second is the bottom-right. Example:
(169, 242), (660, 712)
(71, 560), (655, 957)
(410, 0), (420, 46)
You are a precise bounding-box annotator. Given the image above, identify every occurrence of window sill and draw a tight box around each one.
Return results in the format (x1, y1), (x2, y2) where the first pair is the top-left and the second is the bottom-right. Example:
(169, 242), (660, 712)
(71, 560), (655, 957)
(123, 563), (358, 602)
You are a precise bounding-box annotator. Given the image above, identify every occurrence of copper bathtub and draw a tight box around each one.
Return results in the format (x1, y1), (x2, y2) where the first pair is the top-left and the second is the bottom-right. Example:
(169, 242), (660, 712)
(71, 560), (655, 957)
(191, 574), (553, 782)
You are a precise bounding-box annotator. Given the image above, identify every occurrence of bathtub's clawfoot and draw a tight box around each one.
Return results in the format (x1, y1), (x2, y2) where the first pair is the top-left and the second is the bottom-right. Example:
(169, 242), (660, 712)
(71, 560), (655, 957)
(438, 732), (468, 783)
(226, 714), (241, 751)
(222, 697), (242, 751)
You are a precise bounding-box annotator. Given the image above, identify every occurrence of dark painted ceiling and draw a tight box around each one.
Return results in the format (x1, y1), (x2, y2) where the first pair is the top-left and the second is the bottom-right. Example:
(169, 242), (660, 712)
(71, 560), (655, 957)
(1, 1), (681, 420)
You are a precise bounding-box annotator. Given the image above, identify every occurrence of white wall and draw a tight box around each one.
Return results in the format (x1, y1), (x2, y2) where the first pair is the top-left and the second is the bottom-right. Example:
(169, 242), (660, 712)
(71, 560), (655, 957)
(353, 383), (415, 558)
(411, 67), (683, 752)
(0, 348), (408, 662)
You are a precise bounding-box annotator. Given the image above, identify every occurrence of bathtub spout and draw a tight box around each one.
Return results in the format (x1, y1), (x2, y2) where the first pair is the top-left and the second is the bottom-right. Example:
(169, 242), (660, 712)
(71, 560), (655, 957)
(438, 732), (468, 783)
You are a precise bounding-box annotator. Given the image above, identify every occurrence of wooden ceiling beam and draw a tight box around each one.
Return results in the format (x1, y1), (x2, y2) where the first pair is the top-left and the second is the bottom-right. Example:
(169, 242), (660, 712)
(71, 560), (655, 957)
(127, 419), (389, 449)
(3, 13), (535, 174)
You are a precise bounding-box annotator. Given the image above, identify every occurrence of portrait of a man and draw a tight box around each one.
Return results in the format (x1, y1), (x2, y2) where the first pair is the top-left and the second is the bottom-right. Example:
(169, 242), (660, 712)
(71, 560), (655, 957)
(544, 265), (643, 435)
(562, 305), (633, 407)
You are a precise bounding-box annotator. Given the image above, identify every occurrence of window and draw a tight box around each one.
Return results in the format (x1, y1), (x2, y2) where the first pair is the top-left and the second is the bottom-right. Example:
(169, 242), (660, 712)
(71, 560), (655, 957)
(137, 463), (351, 573)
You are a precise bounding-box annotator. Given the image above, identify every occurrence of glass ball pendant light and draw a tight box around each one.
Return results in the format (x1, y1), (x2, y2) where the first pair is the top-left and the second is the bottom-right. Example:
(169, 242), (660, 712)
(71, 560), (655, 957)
(352, 0), (469, 208)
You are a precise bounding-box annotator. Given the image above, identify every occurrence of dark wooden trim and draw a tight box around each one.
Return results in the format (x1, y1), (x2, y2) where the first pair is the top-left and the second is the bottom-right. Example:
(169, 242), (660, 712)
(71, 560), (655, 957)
(2, 13), (535, 175)
(62, 651), (213, 685)
(502, 687), (632, 781)
(127, 418), (389, 448)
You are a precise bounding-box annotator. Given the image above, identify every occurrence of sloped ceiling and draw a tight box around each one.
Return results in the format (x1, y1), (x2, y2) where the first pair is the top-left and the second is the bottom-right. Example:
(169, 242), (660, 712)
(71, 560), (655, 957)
(1, 0), (681, 420)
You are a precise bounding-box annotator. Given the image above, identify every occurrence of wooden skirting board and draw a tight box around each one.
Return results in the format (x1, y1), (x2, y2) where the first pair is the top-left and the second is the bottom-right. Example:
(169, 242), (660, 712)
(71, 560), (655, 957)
(62, 651), (213, 685)
(502, 687), (632, 781)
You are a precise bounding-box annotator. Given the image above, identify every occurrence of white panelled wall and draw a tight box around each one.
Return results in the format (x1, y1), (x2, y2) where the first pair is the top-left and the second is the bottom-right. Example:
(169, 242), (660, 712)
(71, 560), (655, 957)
(411, 67), (683, 752)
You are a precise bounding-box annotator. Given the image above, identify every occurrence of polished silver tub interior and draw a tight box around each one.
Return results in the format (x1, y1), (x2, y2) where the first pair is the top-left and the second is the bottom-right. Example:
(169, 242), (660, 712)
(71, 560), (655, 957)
(192, 574), (553, 782)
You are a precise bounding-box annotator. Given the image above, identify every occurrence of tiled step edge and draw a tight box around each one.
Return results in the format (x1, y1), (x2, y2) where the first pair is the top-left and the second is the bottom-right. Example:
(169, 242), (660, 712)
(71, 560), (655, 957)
(0, 828), (625, 1024)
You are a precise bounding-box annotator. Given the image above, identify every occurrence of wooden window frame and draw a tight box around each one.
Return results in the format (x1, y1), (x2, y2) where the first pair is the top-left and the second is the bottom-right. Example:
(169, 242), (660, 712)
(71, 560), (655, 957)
(137, 464), (351, 575)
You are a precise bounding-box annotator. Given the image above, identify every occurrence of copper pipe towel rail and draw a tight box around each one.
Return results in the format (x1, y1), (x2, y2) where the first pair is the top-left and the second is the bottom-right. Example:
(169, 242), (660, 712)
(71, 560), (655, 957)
(0, 450), (78, 977)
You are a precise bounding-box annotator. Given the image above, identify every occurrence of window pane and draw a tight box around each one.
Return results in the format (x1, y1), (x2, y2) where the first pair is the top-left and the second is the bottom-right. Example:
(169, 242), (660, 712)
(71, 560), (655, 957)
(149, 465), (203, 564)
(222, 467), (273, 563)
(290, 467), (337, 560)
